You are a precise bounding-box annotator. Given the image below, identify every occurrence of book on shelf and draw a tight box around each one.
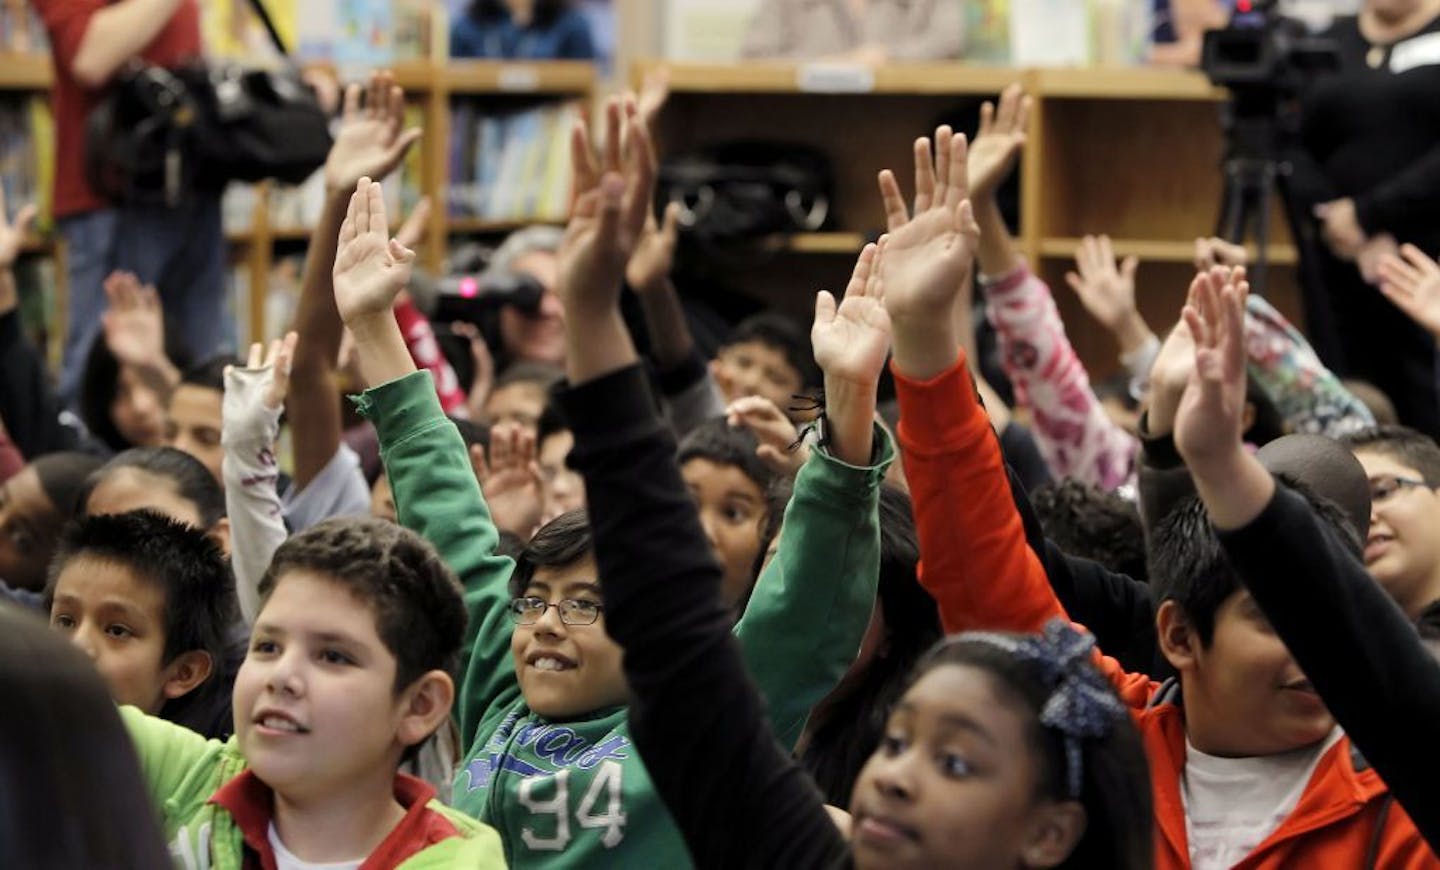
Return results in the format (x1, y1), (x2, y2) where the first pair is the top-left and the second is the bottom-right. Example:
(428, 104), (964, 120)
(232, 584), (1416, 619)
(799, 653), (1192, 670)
(447, 99), (579, 224)
(0, 95), (53, 230)
(0, 0), (47, 55)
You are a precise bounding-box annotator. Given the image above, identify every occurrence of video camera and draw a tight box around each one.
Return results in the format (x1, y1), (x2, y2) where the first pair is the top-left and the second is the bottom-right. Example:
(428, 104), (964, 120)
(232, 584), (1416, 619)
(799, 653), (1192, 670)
(1201, 0), (1339, 107)
(429, 271), (547, 326)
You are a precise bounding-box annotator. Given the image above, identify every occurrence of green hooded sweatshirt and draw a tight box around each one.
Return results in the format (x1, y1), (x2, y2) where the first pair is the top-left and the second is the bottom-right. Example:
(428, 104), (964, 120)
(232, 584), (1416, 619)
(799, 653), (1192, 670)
(121, 707), (506, 869)
(358, 371), (890, 869)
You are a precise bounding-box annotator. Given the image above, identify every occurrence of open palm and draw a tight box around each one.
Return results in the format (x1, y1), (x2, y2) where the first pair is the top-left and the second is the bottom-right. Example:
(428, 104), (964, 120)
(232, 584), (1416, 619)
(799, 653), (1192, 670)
(333, 178), (414, 324)
(1379, 244), (1440, 338)
(968, 83), (1031, 202)
(324, 72), (423, 193)
(877, 129), (981, 326)
(812, 242), (892, 385)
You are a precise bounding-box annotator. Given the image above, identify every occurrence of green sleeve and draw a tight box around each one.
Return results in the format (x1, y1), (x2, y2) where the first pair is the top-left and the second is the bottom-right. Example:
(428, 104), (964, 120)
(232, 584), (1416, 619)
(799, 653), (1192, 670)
(734, 424), (893, 750)
(120, 706), (228, 831)
(355, 372), (521, 750)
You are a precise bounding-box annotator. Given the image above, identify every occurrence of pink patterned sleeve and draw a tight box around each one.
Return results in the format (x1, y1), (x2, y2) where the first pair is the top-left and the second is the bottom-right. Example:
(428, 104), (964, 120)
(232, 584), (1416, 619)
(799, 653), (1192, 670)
(981, 264), (1138, 491)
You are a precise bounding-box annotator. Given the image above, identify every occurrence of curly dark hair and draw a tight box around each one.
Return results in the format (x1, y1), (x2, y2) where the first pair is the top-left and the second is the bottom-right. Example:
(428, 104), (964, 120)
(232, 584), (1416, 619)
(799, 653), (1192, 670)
(258, 518), (467, 691)
(1031, 479), (1147, 583)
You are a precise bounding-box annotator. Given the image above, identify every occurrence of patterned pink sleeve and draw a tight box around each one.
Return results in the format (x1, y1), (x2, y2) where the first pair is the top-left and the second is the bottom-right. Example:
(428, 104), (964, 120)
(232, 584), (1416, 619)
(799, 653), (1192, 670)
(981, 264), (1138, 491)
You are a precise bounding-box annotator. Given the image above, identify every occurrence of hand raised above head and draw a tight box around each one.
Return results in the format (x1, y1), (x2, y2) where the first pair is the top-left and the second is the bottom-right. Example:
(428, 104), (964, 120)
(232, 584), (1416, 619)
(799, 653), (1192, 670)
(324, 70), (423, 195)
(332, 177), (415, 327)
(1174, 266), (1251, 468)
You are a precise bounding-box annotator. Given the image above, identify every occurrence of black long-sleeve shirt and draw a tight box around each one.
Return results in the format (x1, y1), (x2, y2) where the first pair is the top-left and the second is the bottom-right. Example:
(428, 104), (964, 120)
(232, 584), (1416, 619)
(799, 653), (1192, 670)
(1219, 484), (1440, 851)
(1300, 13), (1440, 243)
(557, 364), (849, 869)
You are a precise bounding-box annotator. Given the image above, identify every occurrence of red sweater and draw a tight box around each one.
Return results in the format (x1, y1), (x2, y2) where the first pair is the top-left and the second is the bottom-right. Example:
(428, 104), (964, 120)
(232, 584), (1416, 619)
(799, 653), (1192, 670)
(892, 354), (1435, 869)
(34, 0), (202, 218)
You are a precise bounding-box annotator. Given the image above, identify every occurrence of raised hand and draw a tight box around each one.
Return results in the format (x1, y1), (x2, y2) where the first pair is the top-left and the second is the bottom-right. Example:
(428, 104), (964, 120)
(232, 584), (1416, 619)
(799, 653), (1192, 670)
(323, 71), (423, 195)
(0, 186), (37, 272)
(1143, 270), (1217, 437)
(1065, 235), (1151, 352)
(1193, 236), (1249, 271)
(558, 97), (656, 318)
(1378, 243), (1440, 338)
(243, 331), (300, 411)
(477, 421), (545, 538)
(967, 83), (1031, 202)
(877, 128), (981, 324)
(393, 195), (432, 252)
(332, 177), (416, 326)
(813, 241), (892, 387)
(626, 202), (680, 294)
(727, 396), (810, 477)
(1174, 266), (1251, 469)
(101, 270), (172, 374)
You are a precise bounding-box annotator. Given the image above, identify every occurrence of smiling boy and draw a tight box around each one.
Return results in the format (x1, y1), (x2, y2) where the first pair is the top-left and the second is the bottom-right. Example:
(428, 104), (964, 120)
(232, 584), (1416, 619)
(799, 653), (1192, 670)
(120, 517), (505, 868)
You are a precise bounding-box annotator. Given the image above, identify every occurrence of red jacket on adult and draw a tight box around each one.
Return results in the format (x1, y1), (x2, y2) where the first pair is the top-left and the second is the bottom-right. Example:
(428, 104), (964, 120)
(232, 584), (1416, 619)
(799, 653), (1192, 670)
(34, 0), (202, 218)
(892, 353), (1436, 869)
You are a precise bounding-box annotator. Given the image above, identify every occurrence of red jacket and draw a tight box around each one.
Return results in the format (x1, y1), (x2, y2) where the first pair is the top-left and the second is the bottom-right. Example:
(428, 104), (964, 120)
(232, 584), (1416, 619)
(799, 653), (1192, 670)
(892, 355), (1436, 869)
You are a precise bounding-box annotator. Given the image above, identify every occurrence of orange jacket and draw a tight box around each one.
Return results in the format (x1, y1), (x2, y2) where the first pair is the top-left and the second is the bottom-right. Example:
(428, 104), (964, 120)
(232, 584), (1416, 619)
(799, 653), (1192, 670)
(892, 355), (1437, 870)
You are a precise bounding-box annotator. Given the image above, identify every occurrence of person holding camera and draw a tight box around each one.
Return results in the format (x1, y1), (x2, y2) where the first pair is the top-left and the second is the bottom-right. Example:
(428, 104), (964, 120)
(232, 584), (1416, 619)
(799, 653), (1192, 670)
(34, 0), (227, 407)
(1296, 0), (1440, 438)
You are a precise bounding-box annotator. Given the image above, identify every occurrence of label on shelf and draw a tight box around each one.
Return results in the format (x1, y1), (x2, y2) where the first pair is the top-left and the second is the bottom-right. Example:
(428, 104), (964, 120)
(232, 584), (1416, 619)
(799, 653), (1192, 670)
(497, 65), (542, 92)
(796, 63), (876, 94)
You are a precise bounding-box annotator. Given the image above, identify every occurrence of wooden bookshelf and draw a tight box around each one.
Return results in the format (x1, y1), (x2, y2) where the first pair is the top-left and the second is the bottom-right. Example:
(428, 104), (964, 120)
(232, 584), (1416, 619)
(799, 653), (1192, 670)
(635, 59), (1304, 378)
(0, 55), (596, 347)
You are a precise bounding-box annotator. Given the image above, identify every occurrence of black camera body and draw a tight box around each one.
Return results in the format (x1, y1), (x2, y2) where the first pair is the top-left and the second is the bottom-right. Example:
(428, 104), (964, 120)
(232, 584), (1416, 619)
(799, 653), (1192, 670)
(1201, 0), (1340, 108)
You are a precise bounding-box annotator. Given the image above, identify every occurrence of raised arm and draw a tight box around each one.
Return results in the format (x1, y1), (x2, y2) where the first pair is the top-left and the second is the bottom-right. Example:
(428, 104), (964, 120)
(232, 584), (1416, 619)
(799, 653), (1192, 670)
(334, 176), (520, 748)
(877, 123), (1066, 635)
(1174, 265), (1440, 850)
(556, 98), (846, 868)
(222, 334), (298, 625)
(290, 71), (421, 491)
(969, 87), (1139, 490)
(735, 241), (894, 749)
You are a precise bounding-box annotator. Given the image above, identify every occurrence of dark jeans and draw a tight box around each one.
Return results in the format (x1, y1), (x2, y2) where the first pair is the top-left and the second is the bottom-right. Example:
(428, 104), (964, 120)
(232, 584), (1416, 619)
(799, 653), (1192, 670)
(57, 190), (230, 405)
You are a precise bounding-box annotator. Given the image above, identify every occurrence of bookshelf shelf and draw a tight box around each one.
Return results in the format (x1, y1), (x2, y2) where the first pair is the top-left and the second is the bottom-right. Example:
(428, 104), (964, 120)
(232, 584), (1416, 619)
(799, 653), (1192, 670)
(1038, 237), (1297, 266)
(772, 231), (867, 254)
(0, 53), (50, 89)
(1029, 67), (1221, 101)
(443, 60), (594, 96)
(654, 60), (1020, 95)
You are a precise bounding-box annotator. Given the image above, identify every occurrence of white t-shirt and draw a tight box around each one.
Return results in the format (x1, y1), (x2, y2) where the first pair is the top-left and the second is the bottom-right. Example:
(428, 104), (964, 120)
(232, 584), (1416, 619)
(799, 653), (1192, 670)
(267, 822), (364, 870)
(1182, 728), (1343, 870)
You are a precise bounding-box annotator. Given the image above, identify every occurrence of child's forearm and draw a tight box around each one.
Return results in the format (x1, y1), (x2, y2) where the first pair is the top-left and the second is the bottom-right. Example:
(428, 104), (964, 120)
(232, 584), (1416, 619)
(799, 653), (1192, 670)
(821, 376), (876, 468)
(635, 277), (694, 372)
(221, 370), (287, 625)
(565, 304), (639, 388)
(974, 197), (1022, 279)
(349, 311), (419, 390)
(289, 193), (349, 489)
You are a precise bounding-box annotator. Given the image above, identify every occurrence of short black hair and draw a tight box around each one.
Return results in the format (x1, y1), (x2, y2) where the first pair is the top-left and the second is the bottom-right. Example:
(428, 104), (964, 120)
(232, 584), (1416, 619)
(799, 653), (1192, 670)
(724, 312), (820, 390)
(31, 452), (106, 518)
(79, 446), (226, 528)
(1150, 483), (1360, 645)
(258, 518), (467, 692)
(45, 510), (236, 667)
(509, 509), (593, 597)
(1343, 424), (1440, 487)
(449, 415), (490, 452)
(677, 417), (778, 495)
(178, 355), (238, 393)
(1032, 479), (1147, 583)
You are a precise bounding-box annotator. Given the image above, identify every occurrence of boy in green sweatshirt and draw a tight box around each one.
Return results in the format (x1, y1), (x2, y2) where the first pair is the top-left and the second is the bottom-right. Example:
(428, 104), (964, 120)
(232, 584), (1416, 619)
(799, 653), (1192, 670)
(337, 100), (891, 868)
(121, 515), (506, 869)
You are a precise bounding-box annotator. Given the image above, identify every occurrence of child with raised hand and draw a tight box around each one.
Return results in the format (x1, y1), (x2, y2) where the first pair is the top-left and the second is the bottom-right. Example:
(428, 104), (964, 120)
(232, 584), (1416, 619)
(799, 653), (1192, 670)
(549, 100), (1153, 869)
(335, 94), (893, 866)
(285, 70), (420, 533)
(1172, 269), (1440, 853)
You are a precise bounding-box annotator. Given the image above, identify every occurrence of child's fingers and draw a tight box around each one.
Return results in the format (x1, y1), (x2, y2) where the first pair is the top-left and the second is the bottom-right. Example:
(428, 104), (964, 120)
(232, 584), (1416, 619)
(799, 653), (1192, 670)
(365, 178), (387, 236)
(1400, 243), (1440, 277)
(603, 97), (623, 174)
(977, 100), (995, 138)
(878, 170), (908, 232)
(814, 289), (837, 328)
(469, 443), (489, 483)
(944, 134), (969, 212)
(247, 342), (264, 369)
(845, 243), (877, 298)
(934, 125), (953, 195)
(912, 136), (934, 213)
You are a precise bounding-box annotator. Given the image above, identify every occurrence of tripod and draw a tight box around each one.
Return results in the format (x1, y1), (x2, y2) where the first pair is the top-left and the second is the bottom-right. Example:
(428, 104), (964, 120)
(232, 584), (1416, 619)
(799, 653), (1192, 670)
(1213, 105), (1305, 295)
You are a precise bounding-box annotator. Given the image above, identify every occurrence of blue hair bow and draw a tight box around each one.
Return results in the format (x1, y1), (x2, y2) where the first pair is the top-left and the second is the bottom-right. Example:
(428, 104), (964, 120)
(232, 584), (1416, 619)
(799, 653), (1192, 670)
(968, 620), (1127, 798)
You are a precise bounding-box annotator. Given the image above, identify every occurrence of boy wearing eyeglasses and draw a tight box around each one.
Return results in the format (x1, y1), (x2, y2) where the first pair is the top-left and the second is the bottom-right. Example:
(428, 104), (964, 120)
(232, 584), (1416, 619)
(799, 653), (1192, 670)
(1342, 425), (1440, 630)
(336, 162), (893, 867)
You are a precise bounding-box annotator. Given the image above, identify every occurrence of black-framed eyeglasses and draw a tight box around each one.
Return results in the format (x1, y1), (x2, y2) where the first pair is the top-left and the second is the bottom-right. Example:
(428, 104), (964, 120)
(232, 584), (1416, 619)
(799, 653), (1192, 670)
(508, 596), (603, 626)
(1370, 475), (1429, 505)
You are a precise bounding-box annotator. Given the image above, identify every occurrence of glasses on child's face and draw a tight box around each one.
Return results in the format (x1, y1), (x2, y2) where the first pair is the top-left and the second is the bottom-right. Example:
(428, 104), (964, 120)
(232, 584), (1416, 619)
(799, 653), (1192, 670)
(1369, 475), (1429, 505)
(508, 596), (603, 626)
